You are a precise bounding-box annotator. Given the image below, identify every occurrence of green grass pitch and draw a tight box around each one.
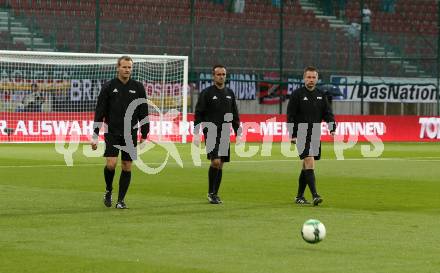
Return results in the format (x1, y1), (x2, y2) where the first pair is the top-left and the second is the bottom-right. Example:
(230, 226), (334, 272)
(0, 142), (439, 273)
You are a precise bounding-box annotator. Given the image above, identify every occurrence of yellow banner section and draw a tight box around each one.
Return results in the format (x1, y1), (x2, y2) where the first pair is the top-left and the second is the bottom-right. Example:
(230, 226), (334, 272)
(0, 81), (71, 91)
(149, 97), (191, 108)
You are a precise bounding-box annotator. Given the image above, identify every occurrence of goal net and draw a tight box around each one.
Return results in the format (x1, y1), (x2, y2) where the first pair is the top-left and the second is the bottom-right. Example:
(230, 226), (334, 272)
(0, 51), (189, 143)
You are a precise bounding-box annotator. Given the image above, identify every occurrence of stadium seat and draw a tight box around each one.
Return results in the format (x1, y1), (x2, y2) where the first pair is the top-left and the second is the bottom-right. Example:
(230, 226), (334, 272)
(1, 0), (436, 76)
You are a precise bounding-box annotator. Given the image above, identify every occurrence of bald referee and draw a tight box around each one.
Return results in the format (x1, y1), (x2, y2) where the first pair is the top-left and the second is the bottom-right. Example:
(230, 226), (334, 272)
(92, 56), (149, 209)
(194, 64), (240, 204)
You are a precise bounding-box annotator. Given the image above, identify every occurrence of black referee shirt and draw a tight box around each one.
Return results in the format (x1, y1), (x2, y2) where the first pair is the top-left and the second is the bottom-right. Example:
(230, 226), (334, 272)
(286, 86), (336, 138)
(93, 78), (149, 138)
(194, 85), (240, 135)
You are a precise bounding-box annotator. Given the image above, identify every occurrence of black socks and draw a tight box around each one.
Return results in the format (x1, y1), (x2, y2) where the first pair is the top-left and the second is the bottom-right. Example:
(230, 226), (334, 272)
(104, 167), (115, 192)
(303, 169), (318, 197)
(104, 167), (131, 203)
(208, 166), (223, 194)
(118, 170), (131, 202)
(215, 169), (223, 195)
(297, 170), (307, 197)
(208, 166), (217, 194)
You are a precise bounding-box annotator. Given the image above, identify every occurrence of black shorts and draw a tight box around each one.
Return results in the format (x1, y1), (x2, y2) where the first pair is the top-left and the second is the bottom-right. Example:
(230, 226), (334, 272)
(104, 133), (138, 161)
(297, 140), (321, 160)
(204, 133), (231, 162)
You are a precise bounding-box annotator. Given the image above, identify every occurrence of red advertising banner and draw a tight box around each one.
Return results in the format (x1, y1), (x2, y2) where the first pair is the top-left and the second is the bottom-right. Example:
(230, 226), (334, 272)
(1, 112), (439, 142)
(218, 114), (440, 142)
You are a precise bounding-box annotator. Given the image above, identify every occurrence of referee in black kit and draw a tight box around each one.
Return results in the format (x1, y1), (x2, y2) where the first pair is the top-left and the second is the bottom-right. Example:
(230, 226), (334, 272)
(286, 66), (336, 206)
(194, 64), (240, 204)
(92, 56), (149, 209)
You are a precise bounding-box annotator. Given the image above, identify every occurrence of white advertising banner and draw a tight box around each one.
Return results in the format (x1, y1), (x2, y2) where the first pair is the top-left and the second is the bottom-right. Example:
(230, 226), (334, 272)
(330, 76), (439, 103)
(198, 73), (256, 100)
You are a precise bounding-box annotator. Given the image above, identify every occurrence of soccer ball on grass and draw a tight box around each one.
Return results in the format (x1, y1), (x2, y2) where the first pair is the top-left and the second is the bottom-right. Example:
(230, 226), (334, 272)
(301, 219), (326, 244)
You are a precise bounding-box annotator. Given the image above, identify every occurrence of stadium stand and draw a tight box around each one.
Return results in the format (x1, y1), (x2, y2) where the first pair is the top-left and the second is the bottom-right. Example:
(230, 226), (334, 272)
(0, 0), (437, 77)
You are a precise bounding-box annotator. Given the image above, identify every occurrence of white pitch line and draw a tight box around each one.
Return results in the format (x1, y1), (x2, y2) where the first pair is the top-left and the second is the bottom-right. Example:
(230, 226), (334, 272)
(1, 157), (440, 168)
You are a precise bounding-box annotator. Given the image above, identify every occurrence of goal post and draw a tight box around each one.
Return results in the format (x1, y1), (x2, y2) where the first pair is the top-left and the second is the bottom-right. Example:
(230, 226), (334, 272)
(0, 50), (189, 143)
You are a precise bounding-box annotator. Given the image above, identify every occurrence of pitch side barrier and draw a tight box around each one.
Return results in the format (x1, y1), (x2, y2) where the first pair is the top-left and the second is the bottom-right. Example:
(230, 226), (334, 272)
(1, 114), (439, 143)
